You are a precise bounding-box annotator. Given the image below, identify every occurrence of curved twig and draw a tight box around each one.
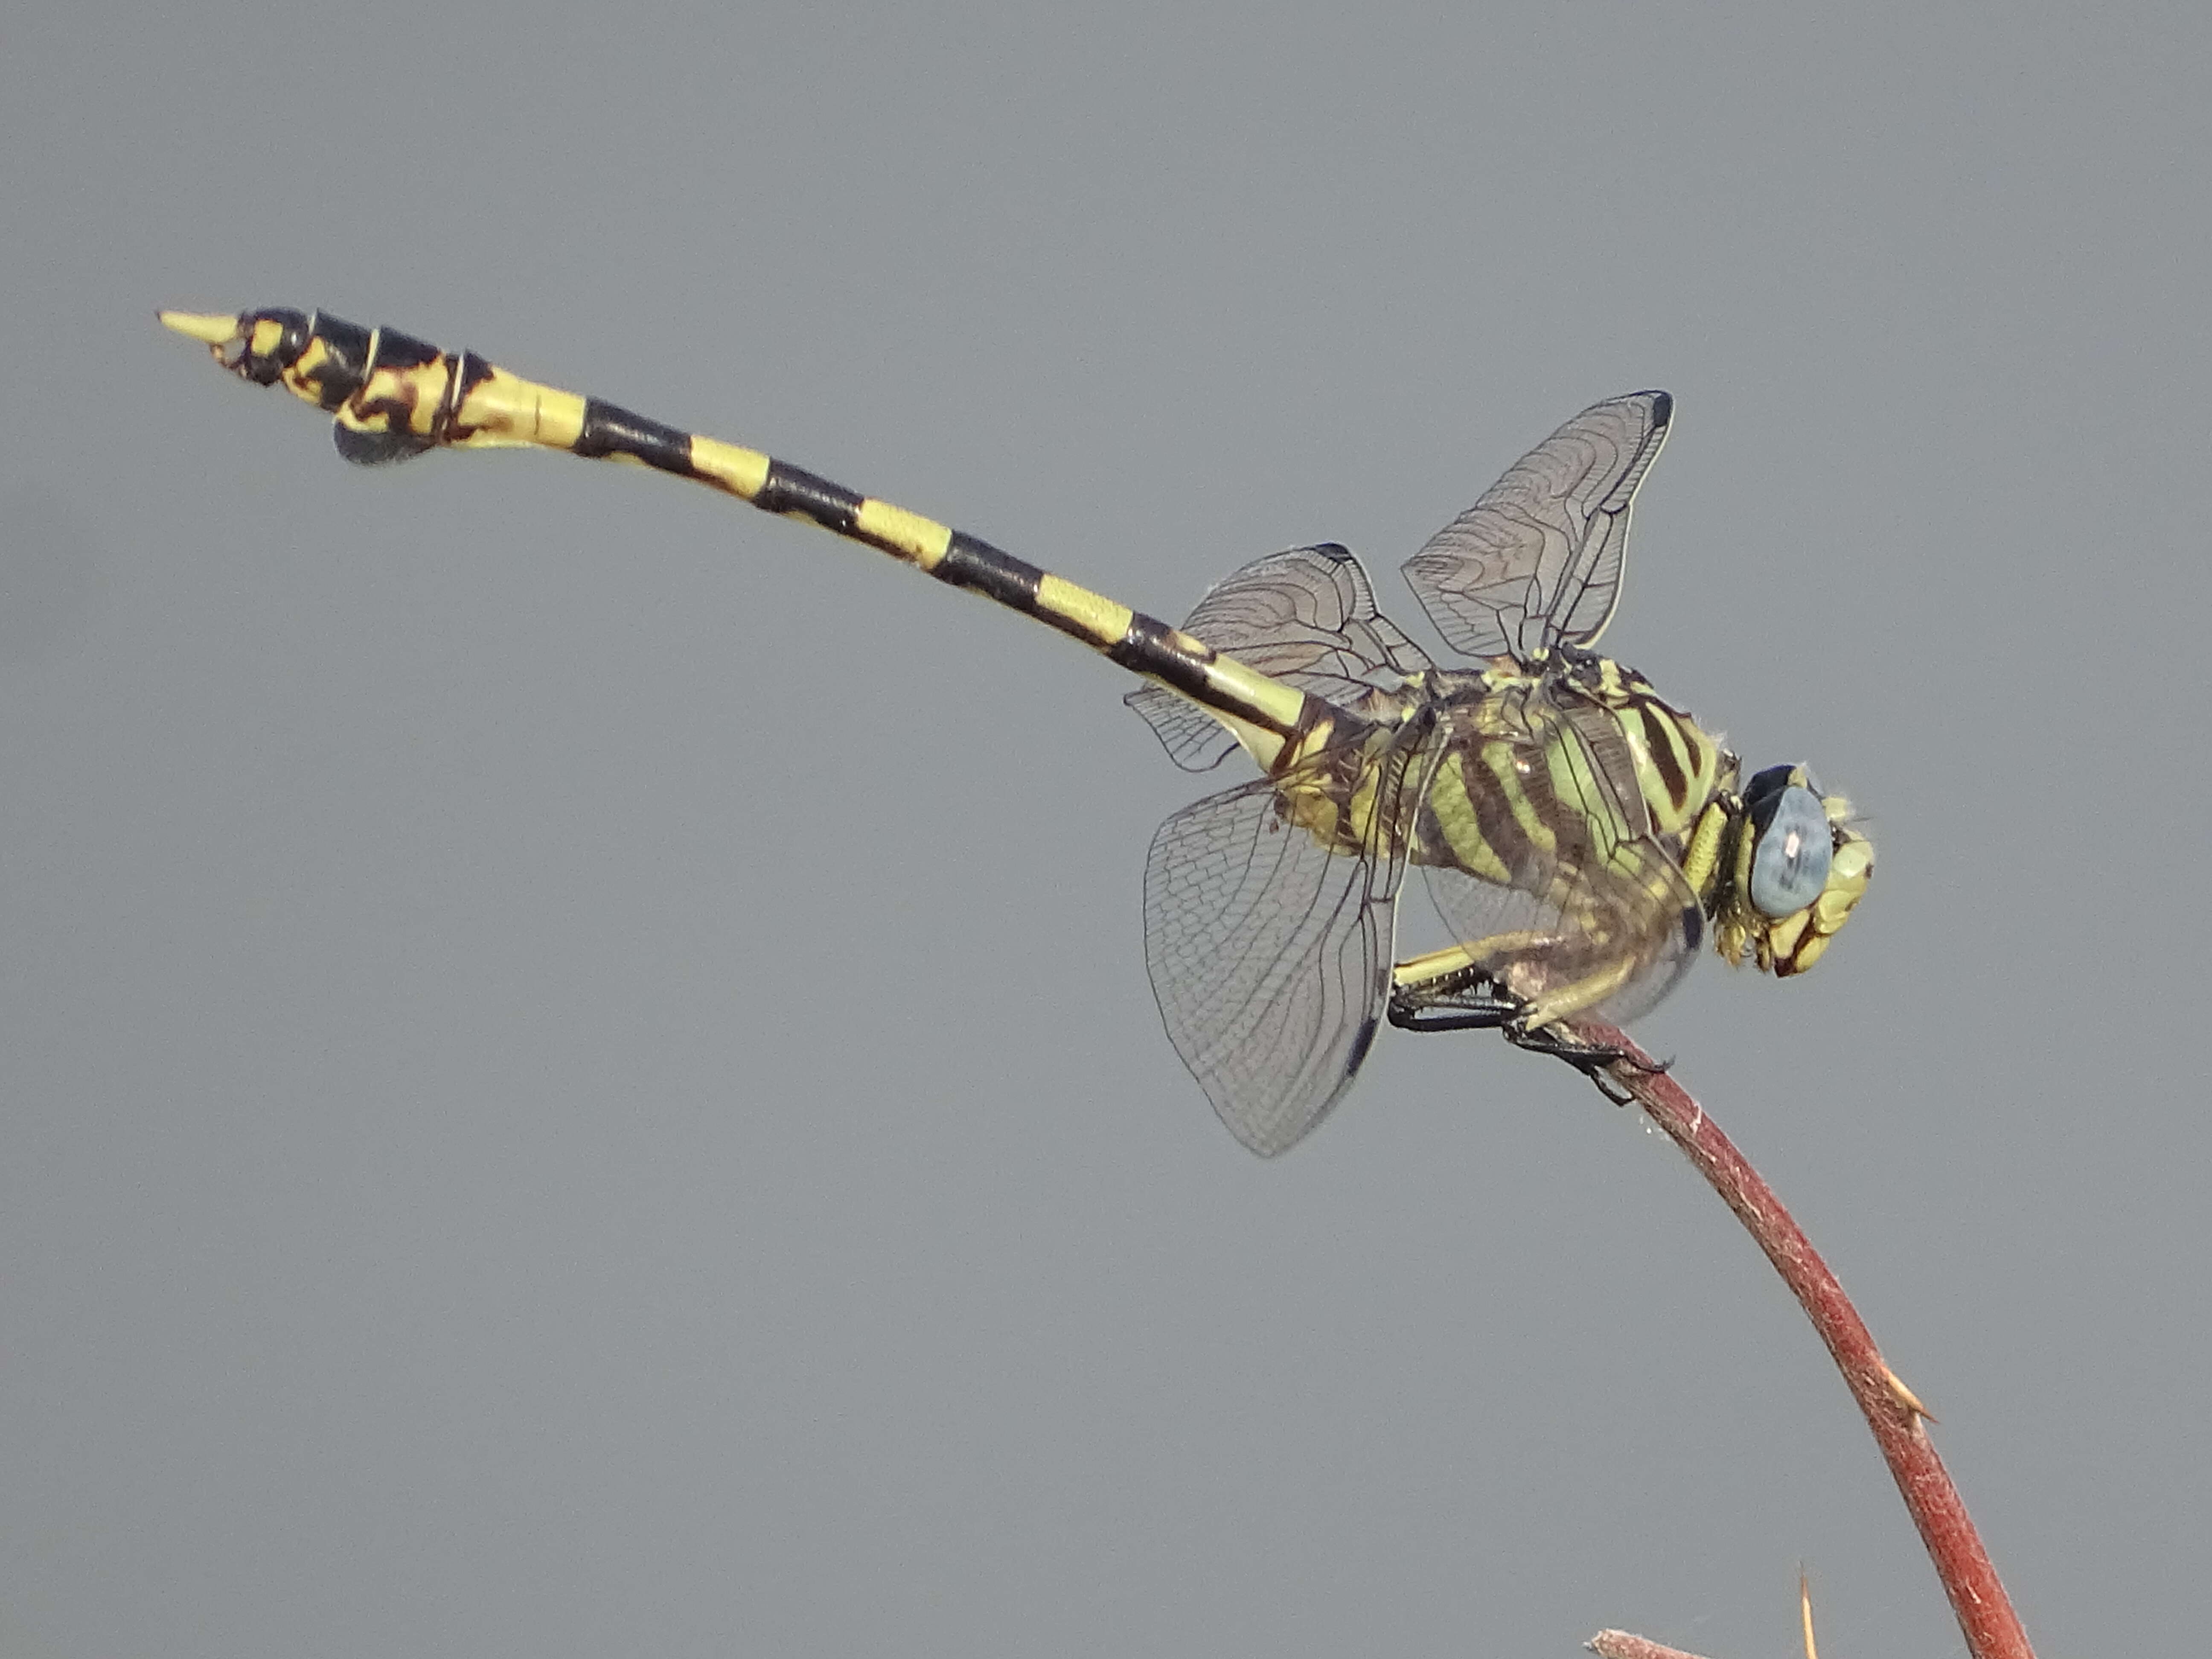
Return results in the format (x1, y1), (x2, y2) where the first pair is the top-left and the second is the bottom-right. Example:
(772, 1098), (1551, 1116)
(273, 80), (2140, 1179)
(1566, 1021), (2037, 1659)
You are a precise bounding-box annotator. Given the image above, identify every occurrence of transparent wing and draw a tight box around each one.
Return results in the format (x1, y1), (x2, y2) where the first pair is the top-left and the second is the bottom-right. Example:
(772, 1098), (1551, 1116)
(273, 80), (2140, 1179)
(1143, 736), (1426, 1155)
(1414, 687), (1700, 1027)
(1402, 392), (1672, 661)
(1129, 544), (1434, 771)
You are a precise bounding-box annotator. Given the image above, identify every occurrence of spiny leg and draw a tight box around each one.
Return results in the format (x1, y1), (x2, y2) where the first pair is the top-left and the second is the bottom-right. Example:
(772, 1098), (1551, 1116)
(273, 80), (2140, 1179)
(1388, 950), (1667, 1098)
(1386, 960), (1521, 1034)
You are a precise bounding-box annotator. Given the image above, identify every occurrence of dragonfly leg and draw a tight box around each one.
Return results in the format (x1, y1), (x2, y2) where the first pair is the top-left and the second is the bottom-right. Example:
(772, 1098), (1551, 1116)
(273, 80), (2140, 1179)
(1389, 970), (1666, 1103)
(1505, 1016), (1672, 1103)
(1387, 982), (1519, 1033)
(1395, 947), (1670, 1090)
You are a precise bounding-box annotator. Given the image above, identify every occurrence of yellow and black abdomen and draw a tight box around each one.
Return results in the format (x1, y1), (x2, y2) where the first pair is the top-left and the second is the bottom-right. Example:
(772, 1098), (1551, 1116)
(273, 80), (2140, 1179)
(160, 305), (1330, 773)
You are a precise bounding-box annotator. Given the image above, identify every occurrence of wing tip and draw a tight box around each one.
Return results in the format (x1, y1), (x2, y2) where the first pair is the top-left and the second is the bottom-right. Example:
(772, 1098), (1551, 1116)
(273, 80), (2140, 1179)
(1216, 1048), (1365, 1158)
(1220, 1105), (1311, 1159)
(1609, 389), (1671, 432)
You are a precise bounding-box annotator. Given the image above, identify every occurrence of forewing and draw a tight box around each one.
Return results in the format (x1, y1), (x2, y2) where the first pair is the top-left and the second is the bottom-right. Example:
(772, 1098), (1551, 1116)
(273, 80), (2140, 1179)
(1402, 392), (1672, 660)
(1416, 690), (1700, 1026)
(1143, 742), (1420, 1155)
(1129, 544), (1433, 771)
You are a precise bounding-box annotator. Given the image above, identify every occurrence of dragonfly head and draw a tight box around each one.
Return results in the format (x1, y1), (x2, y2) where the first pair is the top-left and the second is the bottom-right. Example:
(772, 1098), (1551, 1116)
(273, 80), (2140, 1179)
(1707, 764), (1873, 976)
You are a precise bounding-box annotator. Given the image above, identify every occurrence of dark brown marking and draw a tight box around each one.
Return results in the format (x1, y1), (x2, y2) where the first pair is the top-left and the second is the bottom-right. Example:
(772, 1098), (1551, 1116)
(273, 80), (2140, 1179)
(1107, 615), (1215, 698)
(934, 532), (1045, 610)
(345, 365), (429, 450)
(1343, 1013), (1380, 1075)
(575, 398), (698, 476)
(297, 311), (369, 405)
(1463, 740), (1541, 885)
(330, 419), (435, 466)
(1637, 701), (1690, 812)
(754, 460), (863, 532)
(368, 327), (441, 373)
(1106, 616), (1300, 741)
(441, 351), (498, 442)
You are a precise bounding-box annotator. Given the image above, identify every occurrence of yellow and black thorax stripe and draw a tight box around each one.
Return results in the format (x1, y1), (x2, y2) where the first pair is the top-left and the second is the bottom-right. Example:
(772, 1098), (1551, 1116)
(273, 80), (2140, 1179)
(1561, 652), (1732, 840)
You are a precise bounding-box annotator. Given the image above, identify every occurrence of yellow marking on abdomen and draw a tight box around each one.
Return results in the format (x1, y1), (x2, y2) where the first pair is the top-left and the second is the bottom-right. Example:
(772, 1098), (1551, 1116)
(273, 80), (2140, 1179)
(1199, 653), (1309, 733)
(1036, 574), (1134, 646)
(687, 435), (771, 498)
(1205, 709), (1286, 771)
(455, 373), (589, 451)
(855, 498), (953, 566)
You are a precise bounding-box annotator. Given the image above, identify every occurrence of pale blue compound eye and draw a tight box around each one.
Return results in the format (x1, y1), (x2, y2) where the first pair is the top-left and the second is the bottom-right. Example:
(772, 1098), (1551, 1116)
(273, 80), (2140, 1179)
(1749, 784), (1833, 918)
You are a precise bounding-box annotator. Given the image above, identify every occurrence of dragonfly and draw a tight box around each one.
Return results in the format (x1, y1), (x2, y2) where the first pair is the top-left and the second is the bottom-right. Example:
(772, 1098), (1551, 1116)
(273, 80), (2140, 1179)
(160, 307), (1872, 1155)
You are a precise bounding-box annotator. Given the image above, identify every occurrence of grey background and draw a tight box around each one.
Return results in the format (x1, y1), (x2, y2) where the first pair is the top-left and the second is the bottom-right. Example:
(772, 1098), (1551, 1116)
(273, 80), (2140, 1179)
(3, 3), (2204, 1655)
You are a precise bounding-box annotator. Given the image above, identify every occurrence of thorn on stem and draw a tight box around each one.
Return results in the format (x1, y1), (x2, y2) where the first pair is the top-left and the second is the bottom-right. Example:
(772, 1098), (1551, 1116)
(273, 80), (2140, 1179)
(1882, 1362), (1936, 1423)
(1586, 1632), (1713, 1659)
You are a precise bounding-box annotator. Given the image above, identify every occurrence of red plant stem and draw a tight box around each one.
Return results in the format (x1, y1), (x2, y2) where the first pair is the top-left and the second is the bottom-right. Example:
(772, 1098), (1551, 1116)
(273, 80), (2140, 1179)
(1571, 1022), (2036, 1659)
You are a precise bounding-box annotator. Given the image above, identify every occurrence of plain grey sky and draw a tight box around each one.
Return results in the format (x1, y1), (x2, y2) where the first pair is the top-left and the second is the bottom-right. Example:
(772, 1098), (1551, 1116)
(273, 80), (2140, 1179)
(4, 3), (2206, 1655)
